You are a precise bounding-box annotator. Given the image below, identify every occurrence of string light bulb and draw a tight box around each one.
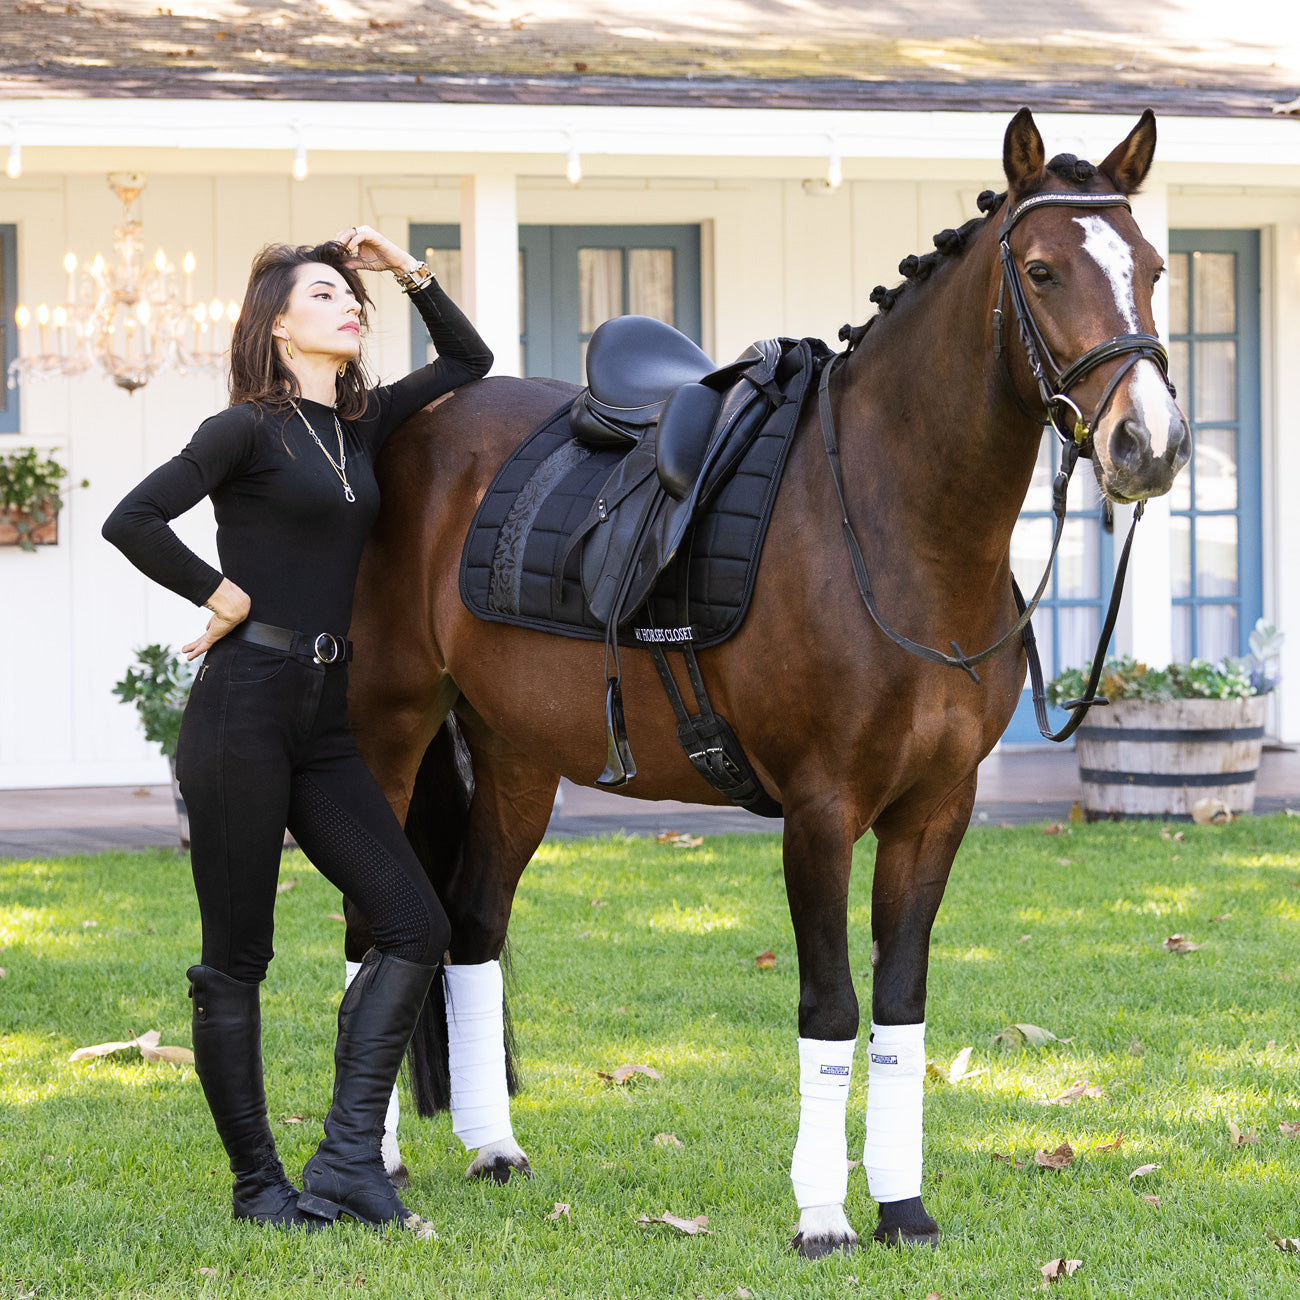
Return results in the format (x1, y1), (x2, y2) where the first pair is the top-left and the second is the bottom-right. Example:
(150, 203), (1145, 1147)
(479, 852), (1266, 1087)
(5, 138), (20, 180)
(565, 137), (582, 186)
(293, 138), (308, 181)
(826, 141), (843, 190)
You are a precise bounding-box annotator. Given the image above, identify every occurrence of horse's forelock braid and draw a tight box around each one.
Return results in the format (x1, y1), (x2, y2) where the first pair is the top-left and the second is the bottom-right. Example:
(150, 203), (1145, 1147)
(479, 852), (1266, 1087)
(1047, 153), (1098, 184)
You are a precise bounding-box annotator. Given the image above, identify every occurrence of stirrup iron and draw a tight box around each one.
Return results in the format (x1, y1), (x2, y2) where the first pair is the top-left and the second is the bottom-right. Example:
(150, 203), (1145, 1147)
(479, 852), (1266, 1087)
(596, 677), (636, 787)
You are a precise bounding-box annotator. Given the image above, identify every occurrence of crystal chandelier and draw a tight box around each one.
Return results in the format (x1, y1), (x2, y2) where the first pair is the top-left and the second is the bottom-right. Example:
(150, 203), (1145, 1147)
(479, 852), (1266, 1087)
(7, 172), (239, 395)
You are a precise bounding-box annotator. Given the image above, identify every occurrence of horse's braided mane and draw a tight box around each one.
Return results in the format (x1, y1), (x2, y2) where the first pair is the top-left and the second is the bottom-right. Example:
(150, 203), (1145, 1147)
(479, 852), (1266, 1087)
(838, 153), (1102, 351)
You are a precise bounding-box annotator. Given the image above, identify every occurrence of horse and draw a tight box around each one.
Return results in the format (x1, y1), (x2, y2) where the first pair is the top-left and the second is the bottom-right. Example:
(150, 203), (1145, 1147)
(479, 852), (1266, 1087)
(342, 108), (1189, 1257)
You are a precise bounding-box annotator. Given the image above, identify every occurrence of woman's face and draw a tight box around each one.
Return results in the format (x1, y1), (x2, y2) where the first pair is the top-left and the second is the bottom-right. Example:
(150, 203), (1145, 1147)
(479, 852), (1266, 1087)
(272, 262), (361, 365)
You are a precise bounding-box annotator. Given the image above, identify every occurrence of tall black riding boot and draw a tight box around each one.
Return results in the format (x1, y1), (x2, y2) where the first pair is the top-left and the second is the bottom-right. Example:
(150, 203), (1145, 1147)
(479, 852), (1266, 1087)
(298, 949), (437, 1236)
(188, 964), (327, 1229)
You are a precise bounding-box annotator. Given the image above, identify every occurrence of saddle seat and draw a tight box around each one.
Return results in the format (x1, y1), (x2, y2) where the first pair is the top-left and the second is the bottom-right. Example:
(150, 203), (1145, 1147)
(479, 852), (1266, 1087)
(570, 315), (715, 450)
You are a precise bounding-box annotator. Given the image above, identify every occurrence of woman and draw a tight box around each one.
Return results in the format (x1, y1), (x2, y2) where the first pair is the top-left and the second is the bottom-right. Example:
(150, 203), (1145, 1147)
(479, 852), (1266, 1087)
(103, 227), (492, 1233)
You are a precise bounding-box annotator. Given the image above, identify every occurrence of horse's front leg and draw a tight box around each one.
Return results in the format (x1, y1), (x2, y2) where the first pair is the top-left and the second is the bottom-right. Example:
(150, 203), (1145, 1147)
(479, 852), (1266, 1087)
(440, 707), (559, 1183)
(781, 802), (862, 1258)
(865, 778), (975, 1248)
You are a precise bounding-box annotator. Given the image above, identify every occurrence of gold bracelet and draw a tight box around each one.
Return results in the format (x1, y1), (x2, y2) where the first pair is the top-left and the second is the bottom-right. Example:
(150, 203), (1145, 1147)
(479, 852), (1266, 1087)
(393, 260), (433, 293)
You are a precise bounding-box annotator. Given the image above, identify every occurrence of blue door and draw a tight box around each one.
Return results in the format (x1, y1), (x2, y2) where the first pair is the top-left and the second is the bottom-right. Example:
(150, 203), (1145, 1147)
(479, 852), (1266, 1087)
(409, 223), (701, 384)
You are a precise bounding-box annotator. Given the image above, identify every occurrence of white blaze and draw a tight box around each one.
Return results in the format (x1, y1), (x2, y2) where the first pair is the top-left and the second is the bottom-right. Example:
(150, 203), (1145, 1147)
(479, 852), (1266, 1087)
(1074, 214), (1174, 457)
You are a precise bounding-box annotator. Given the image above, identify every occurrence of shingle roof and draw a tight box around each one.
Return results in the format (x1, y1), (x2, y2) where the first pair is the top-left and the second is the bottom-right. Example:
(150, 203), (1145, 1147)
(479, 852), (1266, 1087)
(2, 0), (1296, 116)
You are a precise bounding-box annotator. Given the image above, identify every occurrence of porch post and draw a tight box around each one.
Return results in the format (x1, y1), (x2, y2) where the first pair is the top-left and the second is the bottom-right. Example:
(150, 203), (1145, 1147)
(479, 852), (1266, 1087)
(1118, 183), (1173, 669)
(460, 173), (521, 377)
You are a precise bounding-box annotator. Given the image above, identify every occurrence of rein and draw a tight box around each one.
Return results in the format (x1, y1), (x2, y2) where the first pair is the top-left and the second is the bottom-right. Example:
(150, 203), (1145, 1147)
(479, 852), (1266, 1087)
(821, 188), (1174, 743)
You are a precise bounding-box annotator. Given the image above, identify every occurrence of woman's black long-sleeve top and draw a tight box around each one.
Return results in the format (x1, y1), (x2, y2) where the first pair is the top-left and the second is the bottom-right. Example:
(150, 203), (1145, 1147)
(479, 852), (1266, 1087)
(103, 280), (492, 634)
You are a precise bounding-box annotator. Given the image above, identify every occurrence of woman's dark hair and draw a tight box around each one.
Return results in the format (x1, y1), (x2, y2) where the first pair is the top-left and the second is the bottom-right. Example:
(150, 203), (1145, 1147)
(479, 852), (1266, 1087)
(228, 241), (374, 420)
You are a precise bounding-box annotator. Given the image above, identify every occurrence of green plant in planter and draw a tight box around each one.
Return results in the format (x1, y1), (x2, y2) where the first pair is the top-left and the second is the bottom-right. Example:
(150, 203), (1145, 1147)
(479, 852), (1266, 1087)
(0, 447), (88, 551)
(1048, 618), (1284, 706)
(112, 644), (194, 762)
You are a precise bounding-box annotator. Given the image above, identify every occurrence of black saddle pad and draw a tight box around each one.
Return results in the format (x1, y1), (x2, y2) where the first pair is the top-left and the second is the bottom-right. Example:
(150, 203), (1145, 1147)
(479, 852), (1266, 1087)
(459, 345), (819, 649)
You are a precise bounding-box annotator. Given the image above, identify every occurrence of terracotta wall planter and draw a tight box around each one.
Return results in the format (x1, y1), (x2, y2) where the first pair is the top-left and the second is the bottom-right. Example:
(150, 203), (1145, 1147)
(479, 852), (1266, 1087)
(1074, 696), (1268, 820)
(0, 501), (59, 547)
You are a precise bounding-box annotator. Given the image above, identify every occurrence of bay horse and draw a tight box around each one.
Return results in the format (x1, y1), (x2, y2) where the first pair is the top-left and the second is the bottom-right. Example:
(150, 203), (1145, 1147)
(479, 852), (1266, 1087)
(343, 109), (1188, 1256)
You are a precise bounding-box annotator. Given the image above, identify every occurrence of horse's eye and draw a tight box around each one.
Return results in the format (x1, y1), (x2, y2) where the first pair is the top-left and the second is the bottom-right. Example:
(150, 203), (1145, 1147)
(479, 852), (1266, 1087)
(1026, 263), (1052, 285)
(1153, 266), (1165, 284)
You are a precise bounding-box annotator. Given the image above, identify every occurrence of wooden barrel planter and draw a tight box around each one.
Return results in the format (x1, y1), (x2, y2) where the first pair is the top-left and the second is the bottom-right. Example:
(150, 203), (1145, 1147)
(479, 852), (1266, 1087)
(1074, 696), (1268, 820)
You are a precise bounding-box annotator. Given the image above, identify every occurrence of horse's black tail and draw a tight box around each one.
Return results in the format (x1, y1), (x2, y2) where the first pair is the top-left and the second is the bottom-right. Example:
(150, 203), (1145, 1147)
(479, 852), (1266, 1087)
(402, 711), (521, 1117)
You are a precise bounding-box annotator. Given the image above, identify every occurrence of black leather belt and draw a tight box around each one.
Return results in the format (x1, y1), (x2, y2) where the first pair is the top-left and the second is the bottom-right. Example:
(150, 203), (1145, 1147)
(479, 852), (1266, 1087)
(228, 620), (354, 665)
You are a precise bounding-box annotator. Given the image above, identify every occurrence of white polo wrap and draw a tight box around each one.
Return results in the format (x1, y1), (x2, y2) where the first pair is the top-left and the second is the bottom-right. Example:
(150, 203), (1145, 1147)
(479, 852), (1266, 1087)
(789, 1036), (857, 1210)
(445, 960), (514, 1150)
(862, 1020), (925, 1202)
(346, 959), (399, 1132)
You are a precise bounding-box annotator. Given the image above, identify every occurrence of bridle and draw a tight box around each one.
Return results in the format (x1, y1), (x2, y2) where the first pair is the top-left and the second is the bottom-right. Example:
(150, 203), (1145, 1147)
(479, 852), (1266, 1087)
(819, 188), (1178, 742)
(993, 189), (1174, 453)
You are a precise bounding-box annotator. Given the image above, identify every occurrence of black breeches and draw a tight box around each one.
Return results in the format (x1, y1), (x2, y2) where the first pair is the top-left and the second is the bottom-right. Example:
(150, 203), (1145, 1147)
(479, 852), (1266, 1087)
(176, 637), (448, 983)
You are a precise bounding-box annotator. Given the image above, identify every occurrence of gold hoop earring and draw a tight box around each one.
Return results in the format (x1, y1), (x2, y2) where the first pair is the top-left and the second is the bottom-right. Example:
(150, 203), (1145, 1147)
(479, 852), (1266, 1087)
(285, 338), (293, 360)
(338, 362), (347, 377)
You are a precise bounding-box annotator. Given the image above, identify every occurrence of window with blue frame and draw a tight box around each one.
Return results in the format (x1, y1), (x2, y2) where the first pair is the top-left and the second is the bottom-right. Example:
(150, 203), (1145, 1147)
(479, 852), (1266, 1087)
(1166, 231), (1262, 661)
(0, 225), (20, 433)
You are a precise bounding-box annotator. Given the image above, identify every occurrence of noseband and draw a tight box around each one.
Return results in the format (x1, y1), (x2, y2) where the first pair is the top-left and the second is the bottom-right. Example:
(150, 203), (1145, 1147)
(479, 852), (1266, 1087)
(993, 190), (1176, 451)
(819, 188), (1175, 742)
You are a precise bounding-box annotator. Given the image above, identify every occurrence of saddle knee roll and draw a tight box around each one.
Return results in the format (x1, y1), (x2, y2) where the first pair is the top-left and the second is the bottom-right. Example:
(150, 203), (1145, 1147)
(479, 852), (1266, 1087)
(656, 383), (723, 500)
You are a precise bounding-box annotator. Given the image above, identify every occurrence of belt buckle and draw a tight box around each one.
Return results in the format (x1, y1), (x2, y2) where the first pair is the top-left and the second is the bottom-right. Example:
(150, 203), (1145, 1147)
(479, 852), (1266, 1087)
(313, 632), (342, 664)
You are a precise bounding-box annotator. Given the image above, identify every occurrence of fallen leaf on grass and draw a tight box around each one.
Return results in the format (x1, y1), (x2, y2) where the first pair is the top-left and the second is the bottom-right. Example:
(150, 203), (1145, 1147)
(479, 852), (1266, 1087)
(1093, 1132), (1124, 1153)
(275, 878), (297, 894)
(947, 1046), (978, 1084)
(597, 1063), (661, 1085)
(1228, 1121), (1259, 1146)
(1043, 823), (1064, 836)
(70, 1029), (193, 1065)
(636, 1211), (710, 1235)
(1041, 1258), (1083, 1286)
(992, 1151), (1025, 1169)
(345, 1276), (365, 1288)
(1158, 827), (1186, 842)
(1128, 1163), (1161, 1180)
(1017, 934), (1031, 944)
(653, 1132), (683, 1147)
(655, 831), (704, 848)
(846, 1157), (861, 1170)
(1192, 797), (1233, 825)
(283, 1115), (306, 1125)
(737, 1289), (754, 1298)
(1210, 913), (1232, 923)
(993, 1022), (1067, 1048)
(198, 1267), (219, 1276)
(546, 1202), (570, 1221)
(755, 949), (776, 970)
(925, 1293), (941, 1300)
(1033, 1143), (1075, 1171)
(1161, 933), (1201, 953)
(1279, 1121), (1300, 1138)
(1040, 1080), (1105, 1106)
(326, 913), (346, 923)
(1142, 1195), (1162, 1206)
(1069, 801), (1084, 823)
(1270, 1231), (1300, 1253)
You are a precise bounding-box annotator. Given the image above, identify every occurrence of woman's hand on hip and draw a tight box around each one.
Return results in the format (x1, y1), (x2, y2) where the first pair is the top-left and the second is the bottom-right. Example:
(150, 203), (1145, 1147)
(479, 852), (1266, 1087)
(334, 224), (419, 276)
(183, 578), (251, 660)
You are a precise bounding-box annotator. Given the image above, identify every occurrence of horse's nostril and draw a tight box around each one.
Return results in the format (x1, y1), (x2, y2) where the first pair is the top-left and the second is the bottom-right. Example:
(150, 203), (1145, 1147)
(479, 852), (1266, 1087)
(1108, 418), (1146, 472)
(1167, 419), (1192, 470)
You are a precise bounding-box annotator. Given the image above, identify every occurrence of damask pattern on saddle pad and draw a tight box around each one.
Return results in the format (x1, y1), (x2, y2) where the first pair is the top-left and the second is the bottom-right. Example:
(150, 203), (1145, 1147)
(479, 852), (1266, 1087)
(458, 377), (809, 650)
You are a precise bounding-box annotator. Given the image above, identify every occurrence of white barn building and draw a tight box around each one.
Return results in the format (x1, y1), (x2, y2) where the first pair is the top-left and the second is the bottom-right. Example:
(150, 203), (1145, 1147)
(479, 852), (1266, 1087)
(1, 0), (1297, 787)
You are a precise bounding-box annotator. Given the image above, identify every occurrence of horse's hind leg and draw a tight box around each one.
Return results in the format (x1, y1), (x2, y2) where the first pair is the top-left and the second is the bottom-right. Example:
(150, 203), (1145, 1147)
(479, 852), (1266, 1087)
(430, 705), (559, 1183)
(865, 778), (975, 1249)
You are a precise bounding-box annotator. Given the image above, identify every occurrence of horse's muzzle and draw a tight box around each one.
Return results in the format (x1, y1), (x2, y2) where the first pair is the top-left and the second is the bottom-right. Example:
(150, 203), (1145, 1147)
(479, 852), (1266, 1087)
(1098, 411), (1190, 502)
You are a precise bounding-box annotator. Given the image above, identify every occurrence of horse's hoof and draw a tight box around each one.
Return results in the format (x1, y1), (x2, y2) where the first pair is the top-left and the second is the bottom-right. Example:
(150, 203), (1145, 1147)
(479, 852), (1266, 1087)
(465, 1142), (533, 1183)
(873, 1197), (939, 1250)
(790, 1230), (857, 1259)
(791, 1205), (858, 1258)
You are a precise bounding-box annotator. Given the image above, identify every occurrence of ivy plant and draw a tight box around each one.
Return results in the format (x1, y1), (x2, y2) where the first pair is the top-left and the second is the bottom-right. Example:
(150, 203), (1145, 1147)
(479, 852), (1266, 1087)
(0, 447), (86, 551)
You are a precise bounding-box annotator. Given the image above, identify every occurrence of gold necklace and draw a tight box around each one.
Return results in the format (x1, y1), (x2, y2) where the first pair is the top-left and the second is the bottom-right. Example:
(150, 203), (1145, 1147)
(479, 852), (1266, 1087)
(290, 399), (355, 503)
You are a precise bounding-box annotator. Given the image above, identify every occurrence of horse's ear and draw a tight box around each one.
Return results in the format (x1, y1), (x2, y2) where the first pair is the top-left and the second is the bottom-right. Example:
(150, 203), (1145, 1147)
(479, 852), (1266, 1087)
(1003, 107), (1046, 192)
(1100, 109), (1157, 195)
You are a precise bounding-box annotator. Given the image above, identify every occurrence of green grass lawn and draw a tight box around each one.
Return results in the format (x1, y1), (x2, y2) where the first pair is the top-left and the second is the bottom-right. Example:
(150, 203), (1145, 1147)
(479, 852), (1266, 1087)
(3, 816), (1300, 1298)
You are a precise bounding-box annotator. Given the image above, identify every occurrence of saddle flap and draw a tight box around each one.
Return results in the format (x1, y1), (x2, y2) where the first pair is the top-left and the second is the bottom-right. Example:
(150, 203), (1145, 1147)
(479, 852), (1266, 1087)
(656, 383), (724, 500)
(585, 315), (714, 409)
